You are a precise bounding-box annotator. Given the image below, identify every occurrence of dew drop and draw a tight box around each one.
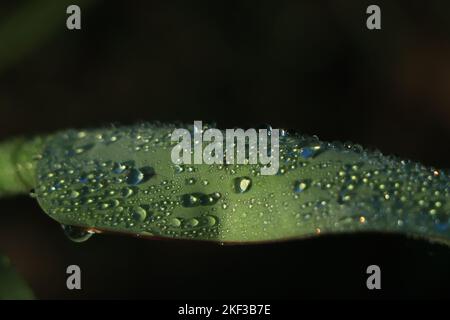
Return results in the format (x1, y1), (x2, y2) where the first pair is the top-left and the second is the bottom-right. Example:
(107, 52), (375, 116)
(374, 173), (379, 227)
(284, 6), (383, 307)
(71, 143), (94, 155)
(185, 178), (196, 185)
(126, 168), (144, 185)
(181, 193), (202, 207)
(121, 187), (134, 198)
(132, 206), (147, 222)
(169, 217), (182, 227)
(205, 215), (217, 226)
(112, 162), (127, 174)
(294, 179), (311, 193)
(70, 190), (80, 199)
(203, 192), (221, 205)
(174, 165), (184, 173)
(187, 218), (199, 227)
(234, 177), (252, 193)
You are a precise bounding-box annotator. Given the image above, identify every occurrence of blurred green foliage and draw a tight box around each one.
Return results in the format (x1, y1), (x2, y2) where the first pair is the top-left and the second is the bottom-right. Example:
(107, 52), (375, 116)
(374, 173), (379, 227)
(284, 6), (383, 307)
(0, 254), (34, 300)
(0, 0), (94, 74)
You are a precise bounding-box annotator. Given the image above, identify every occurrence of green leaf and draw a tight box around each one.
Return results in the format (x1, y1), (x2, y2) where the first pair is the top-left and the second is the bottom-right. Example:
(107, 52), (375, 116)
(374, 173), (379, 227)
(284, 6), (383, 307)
(30, 124), (449, 245)
(0, 254), (35, 300)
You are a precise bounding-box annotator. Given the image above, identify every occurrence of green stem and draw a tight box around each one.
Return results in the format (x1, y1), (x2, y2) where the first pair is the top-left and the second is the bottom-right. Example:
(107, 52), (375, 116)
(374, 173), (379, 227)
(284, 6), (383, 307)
(0, 137), (45, 197)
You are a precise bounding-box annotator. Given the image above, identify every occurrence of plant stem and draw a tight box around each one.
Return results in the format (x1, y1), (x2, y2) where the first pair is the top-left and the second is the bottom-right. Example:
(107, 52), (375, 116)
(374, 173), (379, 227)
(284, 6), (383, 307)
(0, 137), (45, 197)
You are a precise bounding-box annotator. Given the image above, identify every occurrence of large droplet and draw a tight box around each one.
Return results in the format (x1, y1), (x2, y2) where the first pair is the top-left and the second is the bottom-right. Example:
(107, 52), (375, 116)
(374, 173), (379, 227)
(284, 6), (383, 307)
(234, 177), (252, 193)
(169, 217), (182, 227)
(181, 193), (202, 207)
(204, 215), (217, 226)
(132, 206), (147, 222)
(187, 218), (199, 227)
(126, 168), (144, 185)
(140, 166), (156, 183)
(61, 224), (94, 243)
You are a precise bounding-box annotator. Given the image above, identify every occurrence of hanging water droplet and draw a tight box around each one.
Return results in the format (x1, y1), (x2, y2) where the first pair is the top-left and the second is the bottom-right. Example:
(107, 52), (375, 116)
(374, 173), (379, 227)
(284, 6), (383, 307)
(61, 224), (94, 243)
(234, 177), (252, 193)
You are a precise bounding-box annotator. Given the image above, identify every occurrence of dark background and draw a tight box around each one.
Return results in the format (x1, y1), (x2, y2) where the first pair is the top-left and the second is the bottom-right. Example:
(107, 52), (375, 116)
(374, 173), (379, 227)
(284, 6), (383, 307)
(0, 0), (449, 299)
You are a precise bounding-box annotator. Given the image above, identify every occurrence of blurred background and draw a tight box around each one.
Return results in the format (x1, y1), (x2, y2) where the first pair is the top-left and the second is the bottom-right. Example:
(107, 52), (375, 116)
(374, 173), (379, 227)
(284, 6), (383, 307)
(0, 0), (449, 299)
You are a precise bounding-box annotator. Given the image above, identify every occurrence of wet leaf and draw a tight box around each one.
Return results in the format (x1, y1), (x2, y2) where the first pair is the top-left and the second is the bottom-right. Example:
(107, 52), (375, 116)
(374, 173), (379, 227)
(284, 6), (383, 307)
(29, 123), (449, 245)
